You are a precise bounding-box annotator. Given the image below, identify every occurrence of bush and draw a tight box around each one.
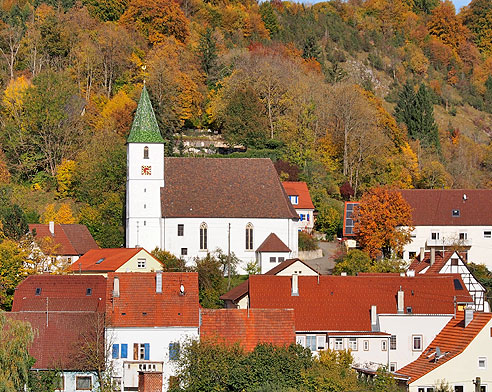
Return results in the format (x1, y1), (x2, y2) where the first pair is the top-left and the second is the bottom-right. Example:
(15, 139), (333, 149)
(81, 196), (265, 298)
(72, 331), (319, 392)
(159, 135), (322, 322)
(298, 232), (318, 251)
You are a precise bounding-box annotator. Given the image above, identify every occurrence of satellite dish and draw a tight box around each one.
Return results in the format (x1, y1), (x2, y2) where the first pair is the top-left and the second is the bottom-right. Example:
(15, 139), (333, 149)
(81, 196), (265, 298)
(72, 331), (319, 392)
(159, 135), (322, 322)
(435, 347), (441, 357)
(180, 284), (185, 295)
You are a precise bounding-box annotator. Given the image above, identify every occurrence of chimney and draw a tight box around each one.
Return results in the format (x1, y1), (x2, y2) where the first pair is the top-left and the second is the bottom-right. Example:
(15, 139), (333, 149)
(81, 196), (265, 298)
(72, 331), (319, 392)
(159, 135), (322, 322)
(156, 272), (162, 293)
(420, 247), (425, 261)
(430, 247), (436, 266)
(397, 287), (404, 314)
(291, 274), (299, 296)
(464, 307), (474, 327)
(113, 276), (120, 298)
(49, 221), (55, 235)
(371, 305), (378, 329)
(341, 272), (347, 276)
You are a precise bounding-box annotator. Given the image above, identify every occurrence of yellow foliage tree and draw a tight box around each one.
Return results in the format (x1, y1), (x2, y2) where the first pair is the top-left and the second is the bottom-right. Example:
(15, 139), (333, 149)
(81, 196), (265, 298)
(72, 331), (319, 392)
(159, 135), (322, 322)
(41, 203), (77, 224)
(56, 159), (76, 198)
(97, 90), (137, 136)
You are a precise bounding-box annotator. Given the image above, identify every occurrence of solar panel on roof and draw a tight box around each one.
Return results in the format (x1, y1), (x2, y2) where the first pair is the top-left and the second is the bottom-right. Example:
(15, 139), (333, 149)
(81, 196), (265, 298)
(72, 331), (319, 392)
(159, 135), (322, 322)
(453, 279), (464, 290)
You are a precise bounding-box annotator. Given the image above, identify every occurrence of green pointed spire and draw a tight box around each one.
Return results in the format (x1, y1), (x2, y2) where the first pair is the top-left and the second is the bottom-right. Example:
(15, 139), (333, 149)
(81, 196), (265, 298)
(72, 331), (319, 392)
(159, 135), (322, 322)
(127, 85), (164, 143)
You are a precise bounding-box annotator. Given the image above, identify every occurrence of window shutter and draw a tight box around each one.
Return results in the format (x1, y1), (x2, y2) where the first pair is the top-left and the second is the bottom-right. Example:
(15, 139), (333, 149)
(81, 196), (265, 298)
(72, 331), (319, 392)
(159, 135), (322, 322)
(169, 343), (180, 360)
(296, 335), (306, 347)
(144, 343), (150, 360)
(112, 344), (119, 359)
(133, 343), (138, 360)
(121, 344), (128, 359)
(316, 335), (326, 350)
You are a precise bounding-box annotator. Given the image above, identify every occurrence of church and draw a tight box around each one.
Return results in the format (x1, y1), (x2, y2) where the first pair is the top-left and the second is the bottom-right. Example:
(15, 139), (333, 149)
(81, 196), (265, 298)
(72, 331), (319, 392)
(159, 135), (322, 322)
(126, 86), (299, 272)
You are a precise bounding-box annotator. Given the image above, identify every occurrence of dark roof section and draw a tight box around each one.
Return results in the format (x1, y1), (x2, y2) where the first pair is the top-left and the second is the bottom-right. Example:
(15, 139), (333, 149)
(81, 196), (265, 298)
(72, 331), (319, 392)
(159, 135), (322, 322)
(256, 233), (291, 252)
(161, 158), (299, 219)
(399, 189), (492, 226)
(219, 279), (249, 302)
(29, 224), (99, 256)
(200, 308), (296, 351)
(265, 258), (318, 275)
(12, 275), (107, 312)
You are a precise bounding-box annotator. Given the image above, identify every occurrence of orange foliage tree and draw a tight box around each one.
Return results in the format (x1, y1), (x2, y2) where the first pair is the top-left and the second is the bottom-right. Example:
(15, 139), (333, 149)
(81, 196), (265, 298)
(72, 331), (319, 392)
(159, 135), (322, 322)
(428, 0), (468, 50)
(353, 187), (414, 258)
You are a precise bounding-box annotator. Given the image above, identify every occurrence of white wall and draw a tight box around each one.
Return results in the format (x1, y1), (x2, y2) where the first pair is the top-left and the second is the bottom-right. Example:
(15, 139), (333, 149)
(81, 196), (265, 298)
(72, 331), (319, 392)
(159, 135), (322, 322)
(257, 251), (290, 274)
(274, 260), (318, 276)
(379, 314), (453, 370)
(59, 371), (98, 392)
(163, 217), (298, 274)
(107, 326), (198, 392)
(296, 208), (315, 232)
(403, 226), (492, 270)
(408, 318), (492, 392)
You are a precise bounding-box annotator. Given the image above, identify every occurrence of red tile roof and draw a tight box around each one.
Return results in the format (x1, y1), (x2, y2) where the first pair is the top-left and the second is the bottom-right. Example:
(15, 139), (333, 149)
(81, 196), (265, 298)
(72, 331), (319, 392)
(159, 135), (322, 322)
(29, 224), (99, 256)
(161, 158), (298, 219)
(408, 251), (466, 274)
(265, 258), (318, 275)
(69, 248), (160, 273)
(398, 311), (492, 383)
(106, 272), (200, 327)
(200, 308), (296, 351)
(282, 182), (315, 209)
(8, 311), (104, 370)
(256, 233), (291, 252)
(12, 275), (107, 312)
(399, 189), (492, 226)
(220, 280), (249, 302)
(248, 275), (473, 331)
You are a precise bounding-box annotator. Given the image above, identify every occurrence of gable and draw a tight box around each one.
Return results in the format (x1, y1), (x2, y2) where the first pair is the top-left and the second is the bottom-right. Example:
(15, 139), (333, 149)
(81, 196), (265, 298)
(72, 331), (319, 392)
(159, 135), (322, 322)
(114, 249), (163, 273)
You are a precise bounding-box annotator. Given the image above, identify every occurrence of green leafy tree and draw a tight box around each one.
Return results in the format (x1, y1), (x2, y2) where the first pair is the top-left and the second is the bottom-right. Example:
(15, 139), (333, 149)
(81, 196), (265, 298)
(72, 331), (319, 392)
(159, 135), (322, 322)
(333, 249), (372, 276)
(484, 76), (492, 113)
(413, 0), (439, 14)
(193, 252), (225, 309)
(259, 2), (279, 36)
(151, 248), (188, 272)
(198, 28), (217, 83)
(367, 367), (400, 392)
(0, 312), (34, 392)
(302, 35), (321, 61)
(27, 368), (62, 392)
(83, 0), (129, 21)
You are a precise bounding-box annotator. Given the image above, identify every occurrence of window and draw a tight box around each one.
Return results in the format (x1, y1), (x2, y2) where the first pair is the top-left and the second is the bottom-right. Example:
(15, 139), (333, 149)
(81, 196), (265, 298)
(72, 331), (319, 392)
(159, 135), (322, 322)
(143, 146), (149, 159)
(289, 195), (298, 205)
(245, 223), (253, 250)
(307, 214), (310, 222)
(390, 335), (396, 350)
(409, 251), (416, 259)
(75, 376), (92, 390)
(363, 340), (369, 351)
(484, 231), (491, 238)
(317, 335), (326, 350)
(413, 335), (423, 351)
(348, 338), (357, 351)
(181, 248), (188, 256)
(417, 388), (434, 392)
(451, 258), (459, 266)
(177, 224), (184, 236)
(200, 222), (207, 250)
(334, 338), (343, 350)
(270, 257), (276, 263)
(278, 257), (285, 263)
(300, 214), (305, 221)
(121, 344), (128, 359)
(454, 386), (464, 392)
(112, 344), (119, 359)
(452, 209), (460, 217)
(306, 336), (316, 351)
(35, 288), (42, 296)
(381, 340), (387, 351)
(478, 357), (487, 369)
(431, 232), (440, 240)
(134, 343), (150, 360)
(169, 342), (180, 360)
(481, 387), (487, 392)
(407, 306), (413, 314)
(390, 363), (397, 372)
(296, 335), (306, 347)
(459, 232), (467, 240)
(137, 259), (146, 268)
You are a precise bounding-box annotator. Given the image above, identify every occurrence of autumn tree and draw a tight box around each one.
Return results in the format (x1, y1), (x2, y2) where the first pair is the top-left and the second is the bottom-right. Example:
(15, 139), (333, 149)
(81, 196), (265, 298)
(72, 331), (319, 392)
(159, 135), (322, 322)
(353, 187), (414, 258)
(0, 239), (29, 310)
(427, 0), (468, 50)
(461, 0), (492, 54)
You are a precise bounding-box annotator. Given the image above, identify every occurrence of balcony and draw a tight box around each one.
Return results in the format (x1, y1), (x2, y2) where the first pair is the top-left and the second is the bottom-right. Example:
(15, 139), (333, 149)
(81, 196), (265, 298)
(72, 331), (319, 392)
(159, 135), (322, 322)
(426, 237), (471, 247)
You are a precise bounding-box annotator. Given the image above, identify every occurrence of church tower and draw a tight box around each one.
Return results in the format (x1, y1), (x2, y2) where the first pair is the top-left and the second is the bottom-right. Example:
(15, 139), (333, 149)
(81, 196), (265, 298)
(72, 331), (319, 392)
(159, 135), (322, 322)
(126, 85), (164, 250)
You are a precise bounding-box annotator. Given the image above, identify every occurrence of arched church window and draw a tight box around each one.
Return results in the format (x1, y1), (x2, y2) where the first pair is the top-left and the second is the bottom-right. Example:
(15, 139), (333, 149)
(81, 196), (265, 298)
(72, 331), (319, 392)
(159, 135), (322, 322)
(200, 222), (208, 250)
(246, 223), (253, 250)
(144, 146), (149, 159)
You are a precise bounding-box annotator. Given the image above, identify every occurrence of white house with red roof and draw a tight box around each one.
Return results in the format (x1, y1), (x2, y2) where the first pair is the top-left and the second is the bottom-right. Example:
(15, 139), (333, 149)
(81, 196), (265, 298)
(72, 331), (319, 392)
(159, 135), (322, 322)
(256, 233), (293, 273)
(105, 272), (200, 391)
(399, 310), (492, 392)
(282, 181), (315, 232)
(69, 248), (163, 276)
(408, 250), (489, 312)
(125, 87), (299, 273)
(222, 273), (474, 372)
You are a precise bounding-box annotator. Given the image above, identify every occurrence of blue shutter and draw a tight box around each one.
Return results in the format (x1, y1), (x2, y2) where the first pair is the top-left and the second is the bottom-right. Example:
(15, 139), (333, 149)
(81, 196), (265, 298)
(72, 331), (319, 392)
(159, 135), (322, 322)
(121, 344), (128, 359)
(144, 343), (150, 360)
(112, 344), (119, 359)
(307, 214), (310, 222)
(169, 343), (180, 360)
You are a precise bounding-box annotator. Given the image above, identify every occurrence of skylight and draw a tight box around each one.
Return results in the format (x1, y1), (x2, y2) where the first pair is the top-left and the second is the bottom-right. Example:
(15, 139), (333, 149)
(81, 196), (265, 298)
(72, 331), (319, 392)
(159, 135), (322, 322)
(96, 258), (105, 264)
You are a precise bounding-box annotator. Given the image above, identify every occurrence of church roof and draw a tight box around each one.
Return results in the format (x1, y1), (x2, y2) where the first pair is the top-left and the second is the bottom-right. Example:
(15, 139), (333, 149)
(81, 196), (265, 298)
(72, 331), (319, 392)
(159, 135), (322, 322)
(127, 85), (164, 144)
(161, 158), (299, 219)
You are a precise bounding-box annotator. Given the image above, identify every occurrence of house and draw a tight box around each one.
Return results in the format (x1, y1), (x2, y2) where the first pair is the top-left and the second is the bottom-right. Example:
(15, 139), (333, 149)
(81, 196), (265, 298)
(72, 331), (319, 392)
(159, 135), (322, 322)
(256, 233), (293, 274)
(282, 181), (315, 232)
(200, 308), (296, 351)
(408, 249), (490, 312)
(105, 272), (200, 391)
(125, 86), (299, 273)
(220, 258), (319, 309)
(9, 275), (107, 392)
(69, 248), (163, 276)
(399, 309), (492, 392)
(29, 222), (99, 267)
(222, 274), (473, 371)
(342, 190), (492, 270)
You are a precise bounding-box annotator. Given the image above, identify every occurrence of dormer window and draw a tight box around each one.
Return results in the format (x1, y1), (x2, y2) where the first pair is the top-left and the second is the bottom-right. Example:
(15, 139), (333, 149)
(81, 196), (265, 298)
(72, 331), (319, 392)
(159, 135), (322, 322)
(143, 146), (149, 159)
(289, 195), (299, 205)
(35, 288), (42, 296)
(86, 288), (92, 296)
(452, 209), (460, 217)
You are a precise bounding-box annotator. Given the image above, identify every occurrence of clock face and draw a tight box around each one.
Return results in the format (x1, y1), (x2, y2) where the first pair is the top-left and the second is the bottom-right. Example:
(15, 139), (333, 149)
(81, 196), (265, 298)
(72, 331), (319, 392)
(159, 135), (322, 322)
(141, 165), (151, 175)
